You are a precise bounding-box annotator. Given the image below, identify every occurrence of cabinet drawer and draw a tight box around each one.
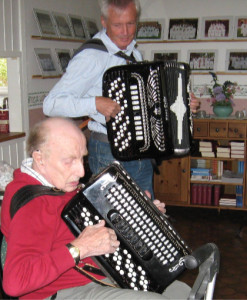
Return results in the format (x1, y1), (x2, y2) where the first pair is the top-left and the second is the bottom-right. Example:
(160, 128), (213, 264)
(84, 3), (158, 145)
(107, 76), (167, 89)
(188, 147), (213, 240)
(228, 123), (246, 138)
(193, 122), (208, 137)
(209, 122), (227, 137)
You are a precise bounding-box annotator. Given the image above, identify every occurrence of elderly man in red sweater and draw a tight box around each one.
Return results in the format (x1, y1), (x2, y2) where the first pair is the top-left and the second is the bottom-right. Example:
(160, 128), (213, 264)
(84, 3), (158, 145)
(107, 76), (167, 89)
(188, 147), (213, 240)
(1, 117), (190, 299)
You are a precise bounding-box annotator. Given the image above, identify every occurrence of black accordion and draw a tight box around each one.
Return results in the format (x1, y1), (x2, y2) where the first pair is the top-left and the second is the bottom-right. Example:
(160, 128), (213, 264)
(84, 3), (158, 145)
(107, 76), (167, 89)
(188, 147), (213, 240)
(62, 162), (191, 293)
(102, 61), (192, 160)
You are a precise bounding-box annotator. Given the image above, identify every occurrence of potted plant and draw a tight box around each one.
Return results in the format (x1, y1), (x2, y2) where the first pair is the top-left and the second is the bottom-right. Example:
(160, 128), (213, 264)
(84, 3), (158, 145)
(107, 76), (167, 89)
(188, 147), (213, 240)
(207, 72), (238, 117)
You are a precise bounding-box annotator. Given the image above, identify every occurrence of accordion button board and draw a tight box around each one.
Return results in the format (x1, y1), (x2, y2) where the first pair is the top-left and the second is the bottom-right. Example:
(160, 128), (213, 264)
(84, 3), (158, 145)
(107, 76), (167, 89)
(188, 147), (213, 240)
(103, 61), (192, 160)
(62, 162), (191, 293)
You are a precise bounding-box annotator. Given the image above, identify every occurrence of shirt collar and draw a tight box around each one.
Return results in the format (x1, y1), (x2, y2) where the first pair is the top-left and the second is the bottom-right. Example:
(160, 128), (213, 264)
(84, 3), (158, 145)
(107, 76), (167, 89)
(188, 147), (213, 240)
(95, 28), (137, 56)
(21, 158), (53, 187)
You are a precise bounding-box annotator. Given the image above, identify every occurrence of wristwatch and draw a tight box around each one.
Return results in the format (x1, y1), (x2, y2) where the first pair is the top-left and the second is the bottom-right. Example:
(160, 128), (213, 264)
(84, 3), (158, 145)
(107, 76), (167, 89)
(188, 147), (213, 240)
(66, 243), (80, 265)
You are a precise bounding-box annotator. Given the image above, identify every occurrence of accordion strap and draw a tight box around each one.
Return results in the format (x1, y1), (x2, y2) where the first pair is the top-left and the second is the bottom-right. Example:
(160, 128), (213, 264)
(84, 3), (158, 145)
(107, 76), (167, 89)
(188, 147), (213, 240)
(10, 185), (65, 219)
(75, 264), (117, 288)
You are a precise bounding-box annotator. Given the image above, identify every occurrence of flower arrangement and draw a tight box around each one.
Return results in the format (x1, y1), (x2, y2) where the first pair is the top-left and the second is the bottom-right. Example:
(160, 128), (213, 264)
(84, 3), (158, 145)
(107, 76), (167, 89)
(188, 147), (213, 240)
(207, 72), (238, 107)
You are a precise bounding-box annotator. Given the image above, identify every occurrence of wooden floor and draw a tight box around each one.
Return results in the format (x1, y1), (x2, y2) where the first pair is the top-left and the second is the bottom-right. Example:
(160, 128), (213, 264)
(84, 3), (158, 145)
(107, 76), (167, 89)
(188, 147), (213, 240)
(0, 206), (246, 299)
(168, 206), (247, 299)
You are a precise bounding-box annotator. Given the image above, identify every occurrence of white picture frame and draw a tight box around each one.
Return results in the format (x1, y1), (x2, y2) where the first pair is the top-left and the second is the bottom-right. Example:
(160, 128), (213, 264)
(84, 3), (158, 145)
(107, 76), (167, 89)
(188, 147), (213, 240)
(68, 14), (87, 39)
(234, 16), (247, 39)
(136, 19), (165, 41)
(187, 50), (218, 72)
(83, 18), (99, 39)
(201, 16), (233, 39)
(52, 12), (73, 39)
(33, 9), (58, 38)
(55, 49), (72, 73)
(151, 50), (181, 62)
(168, 18), (198, 40)
(226, 49), (247, 72)
(34, 48), (59, 76)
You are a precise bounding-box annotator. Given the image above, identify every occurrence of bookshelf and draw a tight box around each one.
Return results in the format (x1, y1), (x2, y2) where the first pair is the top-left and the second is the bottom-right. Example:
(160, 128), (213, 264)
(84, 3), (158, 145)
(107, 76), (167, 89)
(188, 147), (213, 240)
(154, 118), (247, 211)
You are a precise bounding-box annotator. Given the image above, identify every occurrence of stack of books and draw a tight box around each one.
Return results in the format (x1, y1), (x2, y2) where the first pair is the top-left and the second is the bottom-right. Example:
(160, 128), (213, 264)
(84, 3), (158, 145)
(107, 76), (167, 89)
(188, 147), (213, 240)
(216, 146), (230, 158)
(191, 168), (212, 180)
(199, 141), (215, 157)
(219, 194), (236, 207)
(230, 141), (245, 159)
(221, 170), (243, 184)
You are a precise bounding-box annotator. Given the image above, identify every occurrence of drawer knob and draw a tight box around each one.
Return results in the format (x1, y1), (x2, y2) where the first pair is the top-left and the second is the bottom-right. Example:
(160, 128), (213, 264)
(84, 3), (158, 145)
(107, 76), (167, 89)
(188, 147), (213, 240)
(196, 127), (201, 132)
(215, 128), (220, 132)
(234, 128), (238, 133)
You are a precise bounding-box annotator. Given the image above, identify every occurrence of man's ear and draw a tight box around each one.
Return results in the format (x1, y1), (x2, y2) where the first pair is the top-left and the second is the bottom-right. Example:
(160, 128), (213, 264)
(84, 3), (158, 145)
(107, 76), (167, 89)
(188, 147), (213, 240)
(101, 16), (106, 29)
(32, 150), (43, 166)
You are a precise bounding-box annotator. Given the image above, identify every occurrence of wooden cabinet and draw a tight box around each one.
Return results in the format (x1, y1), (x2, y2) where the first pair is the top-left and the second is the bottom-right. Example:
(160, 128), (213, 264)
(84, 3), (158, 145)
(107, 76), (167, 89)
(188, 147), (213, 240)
(154, 157), (189, 205)
(154, 118), (247, 211)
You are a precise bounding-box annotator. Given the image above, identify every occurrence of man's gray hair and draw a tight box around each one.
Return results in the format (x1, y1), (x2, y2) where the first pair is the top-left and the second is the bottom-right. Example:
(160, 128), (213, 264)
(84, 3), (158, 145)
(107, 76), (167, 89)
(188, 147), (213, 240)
(98, 0), (141, 19)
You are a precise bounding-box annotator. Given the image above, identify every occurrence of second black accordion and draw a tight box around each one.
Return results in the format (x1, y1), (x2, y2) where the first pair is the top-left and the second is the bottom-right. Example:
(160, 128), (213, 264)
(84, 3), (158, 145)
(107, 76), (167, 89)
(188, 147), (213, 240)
(62, 162), (191, 293)
(103, 61), (192, 160)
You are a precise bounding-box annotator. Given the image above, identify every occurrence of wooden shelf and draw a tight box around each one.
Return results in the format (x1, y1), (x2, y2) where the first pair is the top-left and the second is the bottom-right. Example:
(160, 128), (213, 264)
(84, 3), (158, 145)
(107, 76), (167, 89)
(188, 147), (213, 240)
(0, 132), (25, 143)
(32, 75), (62, 79)
(31, 35), (85, 43)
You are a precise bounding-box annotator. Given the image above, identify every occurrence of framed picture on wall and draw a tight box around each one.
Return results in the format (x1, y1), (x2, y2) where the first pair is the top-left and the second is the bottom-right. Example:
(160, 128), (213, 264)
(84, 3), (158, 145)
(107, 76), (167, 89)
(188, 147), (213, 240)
(68, 14), (87, 39)
(33, 9), (58, 37)
(136, 19), (165, 40)
(234, 16), (247, 39)
(55, 49), (72, 73)
(201, 16), (233, 39)
(83, 18), (99, 39)
(187, 50), (217, 71)
(226, 50), (247, 71)
(151, 50), (180, 62)
(52, 12), (73, 39)
(168, 18), (198, 40)
(34, 48), (58, 76)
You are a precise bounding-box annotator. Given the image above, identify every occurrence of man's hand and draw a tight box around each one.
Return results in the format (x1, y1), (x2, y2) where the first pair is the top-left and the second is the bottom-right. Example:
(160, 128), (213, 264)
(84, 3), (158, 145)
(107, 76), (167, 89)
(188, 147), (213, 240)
(145, 190), (166, 214)
(71, 220), (120, 259)
(190, 92), (200, 113)
(96, 96), (121, 121)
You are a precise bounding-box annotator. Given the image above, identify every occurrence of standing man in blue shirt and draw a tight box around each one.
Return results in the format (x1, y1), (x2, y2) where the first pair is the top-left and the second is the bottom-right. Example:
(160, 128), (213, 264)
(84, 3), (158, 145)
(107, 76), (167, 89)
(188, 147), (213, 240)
(43, 0), (198, 199)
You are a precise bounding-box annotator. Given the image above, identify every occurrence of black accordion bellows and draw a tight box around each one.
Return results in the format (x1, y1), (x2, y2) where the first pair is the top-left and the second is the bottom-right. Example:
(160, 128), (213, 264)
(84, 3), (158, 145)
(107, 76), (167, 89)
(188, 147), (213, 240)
(102, 61), (192, 160)
(62, 162), (191, 293)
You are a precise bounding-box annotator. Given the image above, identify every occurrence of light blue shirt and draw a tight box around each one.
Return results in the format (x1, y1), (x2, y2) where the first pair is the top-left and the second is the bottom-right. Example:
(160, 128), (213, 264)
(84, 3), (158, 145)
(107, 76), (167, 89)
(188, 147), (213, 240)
(43, 29), (142, 134)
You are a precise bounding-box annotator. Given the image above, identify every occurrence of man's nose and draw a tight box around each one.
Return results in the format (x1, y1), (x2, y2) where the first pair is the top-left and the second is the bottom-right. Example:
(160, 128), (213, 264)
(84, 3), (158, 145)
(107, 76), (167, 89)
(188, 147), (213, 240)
(77, 161), (85, 178)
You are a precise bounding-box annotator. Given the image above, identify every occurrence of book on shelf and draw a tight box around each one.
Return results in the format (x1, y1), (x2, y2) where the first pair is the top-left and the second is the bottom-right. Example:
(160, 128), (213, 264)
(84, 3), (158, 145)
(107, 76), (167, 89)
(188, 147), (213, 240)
(217, 146), (230, 153)
(231, 154), (244, 159)
(238, 161), (244, 174)
(191, 168), (211, 173)
(229, 141), (244, 147)
(200, 151), (215, 158)
(216, 152), (230, 158)
(213, 185), (221, 206)
(219, 194), (236, 206)
(191, 175), (212, 181)
(231, 149), (245, 155)
(197, 184), (202, 205)
(236, 185), (243, 207)
(199, 141), (212, 147)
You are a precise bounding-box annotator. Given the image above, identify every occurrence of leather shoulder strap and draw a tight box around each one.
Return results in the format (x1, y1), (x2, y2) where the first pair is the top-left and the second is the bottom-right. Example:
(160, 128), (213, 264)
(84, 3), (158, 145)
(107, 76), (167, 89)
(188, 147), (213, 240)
(10, 185), (65, 219)
(72, 38), (107, 58)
